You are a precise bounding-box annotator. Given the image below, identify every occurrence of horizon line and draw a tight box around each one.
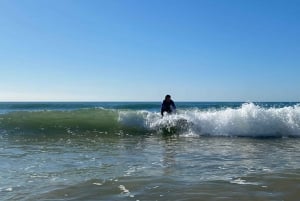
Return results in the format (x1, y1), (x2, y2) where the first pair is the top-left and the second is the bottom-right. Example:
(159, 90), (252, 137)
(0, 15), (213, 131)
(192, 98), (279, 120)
(0, 100), (299, 103)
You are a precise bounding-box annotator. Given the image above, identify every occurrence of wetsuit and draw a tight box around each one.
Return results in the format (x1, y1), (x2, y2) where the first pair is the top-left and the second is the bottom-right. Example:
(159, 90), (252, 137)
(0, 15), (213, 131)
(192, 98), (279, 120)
(161, 100), (176, 116)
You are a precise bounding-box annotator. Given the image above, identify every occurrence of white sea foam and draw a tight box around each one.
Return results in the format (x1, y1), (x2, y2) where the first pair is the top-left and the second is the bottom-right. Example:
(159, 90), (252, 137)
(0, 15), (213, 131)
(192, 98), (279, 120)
(230, 178), (260, 185)
(119, 185), (130, 194)
(93, 182), (103, 186)
(119, 103), (300, 137)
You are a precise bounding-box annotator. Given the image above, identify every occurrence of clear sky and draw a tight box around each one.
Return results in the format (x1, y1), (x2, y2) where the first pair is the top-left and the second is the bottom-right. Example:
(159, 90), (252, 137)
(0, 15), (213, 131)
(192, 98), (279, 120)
(0, 0), (299, 101)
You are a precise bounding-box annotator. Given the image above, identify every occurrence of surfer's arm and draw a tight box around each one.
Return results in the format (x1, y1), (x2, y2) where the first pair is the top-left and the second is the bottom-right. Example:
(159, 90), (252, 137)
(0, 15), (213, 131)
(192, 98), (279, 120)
(161, 103), (166, 116)
(171, 101), (176, 109)
(171, 101), (176, 114)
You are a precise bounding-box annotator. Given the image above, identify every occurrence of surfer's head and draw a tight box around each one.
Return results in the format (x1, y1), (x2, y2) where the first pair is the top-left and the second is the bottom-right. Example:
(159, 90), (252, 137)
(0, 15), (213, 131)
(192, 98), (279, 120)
(165, 95), (171, 101)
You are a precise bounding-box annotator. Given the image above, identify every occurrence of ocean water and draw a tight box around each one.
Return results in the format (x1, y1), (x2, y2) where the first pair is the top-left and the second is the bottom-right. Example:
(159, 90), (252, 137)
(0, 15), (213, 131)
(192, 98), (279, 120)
(0, 102), (300, 200)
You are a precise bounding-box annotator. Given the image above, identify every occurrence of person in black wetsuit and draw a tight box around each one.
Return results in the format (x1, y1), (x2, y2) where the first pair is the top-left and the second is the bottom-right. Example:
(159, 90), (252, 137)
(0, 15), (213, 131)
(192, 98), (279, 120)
(161, 95), (176, 116)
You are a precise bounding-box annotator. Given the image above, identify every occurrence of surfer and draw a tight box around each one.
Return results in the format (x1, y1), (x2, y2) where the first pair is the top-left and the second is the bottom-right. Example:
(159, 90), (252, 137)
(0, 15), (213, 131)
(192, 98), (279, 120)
(161, 95), (176, 116)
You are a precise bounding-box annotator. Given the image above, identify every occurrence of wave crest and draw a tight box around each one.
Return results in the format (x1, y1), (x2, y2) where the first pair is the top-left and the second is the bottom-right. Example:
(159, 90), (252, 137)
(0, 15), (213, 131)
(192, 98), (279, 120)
(190, 102), (300, 137)
(119, 103), (300, 137)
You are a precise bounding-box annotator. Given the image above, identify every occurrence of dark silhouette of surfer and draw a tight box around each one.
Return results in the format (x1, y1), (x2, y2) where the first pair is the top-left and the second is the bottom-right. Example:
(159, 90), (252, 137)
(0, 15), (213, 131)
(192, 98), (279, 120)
(161, 95), (176, 116)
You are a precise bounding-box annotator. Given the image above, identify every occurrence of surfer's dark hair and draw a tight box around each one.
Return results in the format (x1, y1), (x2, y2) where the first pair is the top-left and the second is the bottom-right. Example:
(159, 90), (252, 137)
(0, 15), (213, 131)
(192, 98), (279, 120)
(165, 95), (171, 99)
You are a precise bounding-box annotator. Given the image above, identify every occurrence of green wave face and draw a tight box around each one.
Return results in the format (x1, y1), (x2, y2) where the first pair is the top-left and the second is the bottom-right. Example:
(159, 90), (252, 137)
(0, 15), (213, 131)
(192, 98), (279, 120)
(0, 109), (124, 135)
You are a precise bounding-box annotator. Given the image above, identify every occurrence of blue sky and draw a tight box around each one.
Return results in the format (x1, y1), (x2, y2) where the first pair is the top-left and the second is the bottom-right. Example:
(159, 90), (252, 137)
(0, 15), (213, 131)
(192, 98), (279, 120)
(0, 0), (299, 101)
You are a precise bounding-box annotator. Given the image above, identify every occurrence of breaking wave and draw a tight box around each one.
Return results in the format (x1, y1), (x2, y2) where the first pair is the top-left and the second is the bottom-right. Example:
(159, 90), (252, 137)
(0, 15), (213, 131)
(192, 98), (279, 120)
(1, 103), (300, 137)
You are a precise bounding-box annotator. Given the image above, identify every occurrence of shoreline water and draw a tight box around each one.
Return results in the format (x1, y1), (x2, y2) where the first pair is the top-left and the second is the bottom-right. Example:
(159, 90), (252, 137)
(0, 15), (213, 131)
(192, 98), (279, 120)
(1, 135), (300, 200)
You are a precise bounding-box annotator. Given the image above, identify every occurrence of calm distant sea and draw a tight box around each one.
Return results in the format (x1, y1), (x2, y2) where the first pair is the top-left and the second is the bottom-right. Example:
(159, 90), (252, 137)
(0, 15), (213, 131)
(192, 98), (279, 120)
(1, 102), (300, 200)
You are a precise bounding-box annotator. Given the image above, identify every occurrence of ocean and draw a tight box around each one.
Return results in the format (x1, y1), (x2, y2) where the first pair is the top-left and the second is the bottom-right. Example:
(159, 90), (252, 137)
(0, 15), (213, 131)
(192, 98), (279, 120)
(0, 102), (300, 200)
